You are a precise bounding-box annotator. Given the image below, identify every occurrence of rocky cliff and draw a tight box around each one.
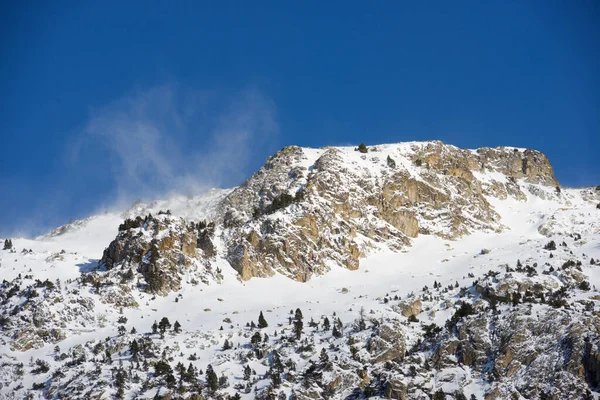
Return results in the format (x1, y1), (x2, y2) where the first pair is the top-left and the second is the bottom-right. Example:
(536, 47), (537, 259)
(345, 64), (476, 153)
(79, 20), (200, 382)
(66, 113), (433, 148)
(100, 141), (563, 288)
(218, 141), (559, 282)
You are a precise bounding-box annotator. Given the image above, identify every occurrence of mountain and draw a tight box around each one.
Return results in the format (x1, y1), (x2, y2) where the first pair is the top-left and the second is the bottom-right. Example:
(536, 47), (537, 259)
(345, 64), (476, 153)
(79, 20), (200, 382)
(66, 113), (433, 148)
(1, 141), (599, 400)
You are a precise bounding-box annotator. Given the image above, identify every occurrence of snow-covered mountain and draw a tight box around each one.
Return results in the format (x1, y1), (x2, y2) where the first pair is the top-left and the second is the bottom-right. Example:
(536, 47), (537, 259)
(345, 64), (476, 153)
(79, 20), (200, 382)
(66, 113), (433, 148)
(1, 141), (599, 400)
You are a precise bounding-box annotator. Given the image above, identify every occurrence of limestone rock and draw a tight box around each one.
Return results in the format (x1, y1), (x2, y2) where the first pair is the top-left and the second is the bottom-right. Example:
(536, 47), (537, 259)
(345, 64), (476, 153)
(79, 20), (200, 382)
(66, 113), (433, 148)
(397, 298), (422, 318)
(368, 320), (406, 363)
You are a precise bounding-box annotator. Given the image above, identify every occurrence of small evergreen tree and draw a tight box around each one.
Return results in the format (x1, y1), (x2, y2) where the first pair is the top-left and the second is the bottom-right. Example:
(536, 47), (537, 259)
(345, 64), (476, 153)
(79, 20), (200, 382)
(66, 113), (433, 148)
(511, 292), (521, 306)
(250, 331), (262, 347)
(243, 364), (252, 380)
(173, 320), (181, 333)
(258, 311), (268, 328)
(323, 317), (331, 331)
(130, 339), (139, 357)
(205, 364), (218, 393)
(319, 348), (330, 370)
(357, 143), (368, 153)
(332, 324), (341, 338)
(386, 155), (396, 168)
(293, 318), (303, 340)
(158, 317), (171, 337)
(186, 363), (196, 383)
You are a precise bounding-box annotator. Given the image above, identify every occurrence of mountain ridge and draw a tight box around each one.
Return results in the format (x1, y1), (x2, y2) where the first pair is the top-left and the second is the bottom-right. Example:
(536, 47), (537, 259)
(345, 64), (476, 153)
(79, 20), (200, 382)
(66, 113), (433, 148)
(2, 140), (599, 400)
(99, 140), (564, 287)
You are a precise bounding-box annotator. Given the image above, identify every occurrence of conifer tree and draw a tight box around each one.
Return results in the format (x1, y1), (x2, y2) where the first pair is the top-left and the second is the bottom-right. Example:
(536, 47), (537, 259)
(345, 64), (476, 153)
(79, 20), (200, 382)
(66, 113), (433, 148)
(129, 339), (139, 357)
(186, 363), (196, 383)
(243, 364), (252, 380)
(293, 318), (303, 340)
(205, 364), (218, 393)
(251, 331), (262, 347)
(258, 311), (268, 328)
(173, 320), (181, 334)
(158, 317), (171, 337)
(323, 317), (331, 331)
(332, 324), (341, 338)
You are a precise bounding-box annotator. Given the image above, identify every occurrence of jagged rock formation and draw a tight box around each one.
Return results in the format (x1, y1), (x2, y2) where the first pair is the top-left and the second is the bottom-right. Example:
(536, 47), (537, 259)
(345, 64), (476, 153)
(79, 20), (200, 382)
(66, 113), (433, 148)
(97, 141), (565, 286)
(100, 213), (219, 295)
(218, 141), (559, 282)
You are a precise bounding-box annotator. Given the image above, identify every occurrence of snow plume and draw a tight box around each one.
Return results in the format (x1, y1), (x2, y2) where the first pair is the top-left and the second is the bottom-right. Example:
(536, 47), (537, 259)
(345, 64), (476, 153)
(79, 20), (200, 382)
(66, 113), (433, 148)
(73, 84), (279, 210)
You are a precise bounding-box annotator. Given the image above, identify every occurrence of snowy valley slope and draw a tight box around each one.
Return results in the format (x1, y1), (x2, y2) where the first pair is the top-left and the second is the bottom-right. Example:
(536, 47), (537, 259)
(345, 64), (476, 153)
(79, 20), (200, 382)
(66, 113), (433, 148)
(1, 141), (600, 400)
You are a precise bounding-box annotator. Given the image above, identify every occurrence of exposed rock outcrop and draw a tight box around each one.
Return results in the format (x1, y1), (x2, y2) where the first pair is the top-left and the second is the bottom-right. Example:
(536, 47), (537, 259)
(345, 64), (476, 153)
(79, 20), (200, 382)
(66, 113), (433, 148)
(216, 142), (559, 281)
(100, 214), (218, 295)
(98, 141), (563, 285)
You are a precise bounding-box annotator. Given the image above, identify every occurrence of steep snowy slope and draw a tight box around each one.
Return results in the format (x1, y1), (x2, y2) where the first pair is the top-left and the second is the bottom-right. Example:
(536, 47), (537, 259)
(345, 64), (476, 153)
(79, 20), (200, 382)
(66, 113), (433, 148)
(1, 141), (599, 400)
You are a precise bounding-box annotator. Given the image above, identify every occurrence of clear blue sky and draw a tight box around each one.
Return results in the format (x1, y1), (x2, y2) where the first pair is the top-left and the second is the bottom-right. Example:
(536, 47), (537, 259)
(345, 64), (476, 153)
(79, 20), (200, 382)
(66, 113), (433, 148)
(1, 1), (598, 236)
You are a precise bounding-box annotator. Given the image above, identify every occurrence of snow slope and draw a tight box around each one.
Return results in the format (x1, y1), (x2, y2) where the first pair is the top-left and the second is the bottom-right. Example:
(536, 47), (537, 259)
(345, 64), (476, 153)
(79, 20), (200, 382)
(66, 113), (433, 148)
(0, 143), (599, 400)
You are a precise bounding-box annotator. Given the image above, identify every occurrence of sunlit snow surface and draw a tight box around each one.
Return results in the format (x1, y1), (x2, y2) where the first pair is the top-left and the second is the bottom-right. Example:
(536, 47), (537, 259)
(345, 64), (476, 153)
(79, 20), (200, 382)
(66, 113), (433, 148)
(1, 147), (599, 399)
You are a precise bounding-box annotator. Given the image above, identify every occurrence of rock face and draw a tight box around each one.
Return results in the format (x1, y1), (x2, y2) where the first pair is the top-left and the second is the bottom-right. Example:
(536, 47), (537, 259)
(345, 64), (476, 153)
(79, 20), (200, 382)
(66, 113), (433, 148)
(368, 321), (406, 364)
(435, 306), (600, 399)
(215, 141), (559, 281)
(396, 298), (422, 318)
(100, 214), (218, 295)
(99, 141), (562, 285)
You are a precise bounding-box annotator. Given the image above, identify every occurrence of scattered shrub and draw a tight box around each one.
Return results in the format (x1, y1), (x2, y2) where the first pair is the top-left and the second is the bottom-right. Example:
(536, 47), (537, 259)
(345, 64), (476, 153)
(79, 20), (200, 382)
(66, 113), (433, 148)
(578, 281), (591, 291)
(31, 359), (50, 374)
(357, 143), (368, 153)
(118, 216), (144, 231)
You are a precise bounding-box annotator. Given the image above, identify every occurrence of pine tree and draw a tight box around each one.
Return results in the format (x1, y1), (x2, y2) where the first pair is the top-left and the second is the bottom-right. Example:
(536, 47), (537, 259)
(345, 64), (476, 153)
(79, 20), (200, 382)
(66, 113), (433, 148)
(158, 317), (171, 337)
(323, 317), (331, 331)
(129, 339), (139, 357)
(357, 143), (368, 153)
(186, 363), (196, 383)
(173, 320), (181, 333)
(258, 311), (268, 328)
(218, 374), (229, 389)
(357, 307), (366, 331)
(386, 155), (396, 168)
(332, 324), (342, 338)
(319, 348), (329, 365)
(511, 292), (521, 307)
(271, 367), (281, 387)
(205, 364), (218, 393)
(294, 308), (303, 321)
(243, 364), (252, 380)
(251, 331), (262, 347)
(152, 321), (158, 334)
(293, 318), (303, 340)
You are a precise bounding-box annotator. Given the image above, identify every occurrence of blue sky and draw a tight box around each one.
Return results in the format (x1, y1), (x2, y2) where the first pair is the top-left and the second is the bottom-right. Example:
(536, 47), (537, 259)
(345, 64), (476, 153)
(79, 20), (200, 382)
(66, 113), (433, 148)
(1, 1), (598, 236)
